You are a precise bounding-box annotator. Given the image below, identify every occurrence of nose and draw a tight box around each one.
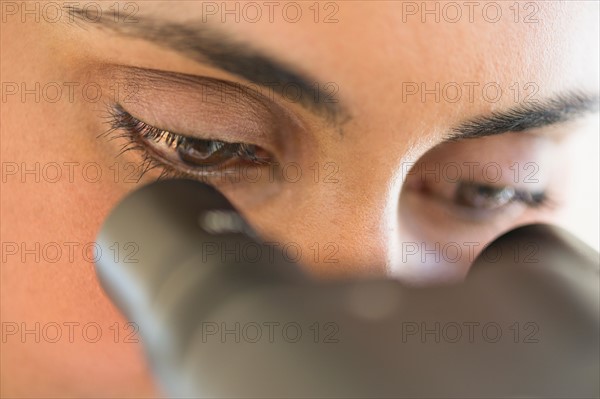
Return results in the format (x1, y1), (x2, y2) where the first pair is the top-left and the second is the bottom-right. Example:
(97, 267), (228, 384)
(243, 168), (405, 279)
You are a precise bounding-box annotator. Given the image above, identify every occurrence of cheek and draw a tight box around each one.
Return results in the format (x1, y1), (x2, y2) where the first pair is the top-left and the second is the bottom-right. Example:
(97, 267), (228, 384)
(2, 96), (157, 394)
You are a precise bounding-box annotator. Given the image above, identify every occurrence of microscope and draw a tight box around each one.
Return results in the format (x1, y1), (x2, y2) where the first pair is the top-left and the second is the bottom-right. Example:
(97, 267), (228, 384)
(95, 179), (599, 398)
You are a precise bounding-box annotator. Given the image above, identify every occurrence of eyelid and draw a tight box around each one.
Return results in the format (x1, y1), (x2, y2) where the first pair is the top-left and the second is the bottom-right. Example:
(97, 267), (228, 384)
(101, 65), (312, 155)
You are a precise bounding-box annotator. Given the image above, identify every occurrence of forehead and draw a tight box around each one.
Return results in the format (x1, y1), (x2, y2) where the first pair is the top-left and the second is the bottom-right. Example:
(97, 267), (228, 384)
(131, 1), (598, 107)
(141, 2), (597, 79)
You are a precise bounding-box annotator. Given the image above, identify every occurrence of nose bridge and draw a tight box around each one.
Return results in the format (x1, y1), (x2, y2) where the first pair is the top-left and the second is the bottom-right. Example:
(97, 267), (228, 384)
(296, 169), (405, 277)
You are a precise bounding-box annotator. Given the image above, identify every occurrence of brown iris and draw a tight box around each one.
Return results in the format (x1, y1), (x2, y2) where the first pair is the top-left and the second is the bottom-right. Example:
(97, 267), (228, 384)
(177, 140), (239, 166)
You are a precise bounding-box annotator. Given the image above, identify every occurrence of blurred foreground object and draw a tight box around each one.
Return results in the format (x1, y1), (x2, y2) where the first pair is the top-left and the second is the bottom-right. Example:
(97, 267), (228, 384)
(96, 179), (599, 398)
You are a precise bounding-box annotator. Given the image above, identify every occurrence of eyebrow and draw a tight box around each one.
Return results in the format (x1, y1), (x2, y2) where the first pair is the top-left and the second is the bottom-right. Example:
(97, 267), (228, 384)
(449, 92), (599, 140)
(64, 6), (347, 126)
(65, 7), (598, 143)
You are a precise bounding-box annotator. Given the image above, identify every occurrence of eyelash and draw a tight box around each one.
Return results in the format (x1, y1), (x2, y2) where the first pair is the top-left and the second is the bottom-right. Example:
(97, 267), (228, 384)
(101, 103), (272, 181)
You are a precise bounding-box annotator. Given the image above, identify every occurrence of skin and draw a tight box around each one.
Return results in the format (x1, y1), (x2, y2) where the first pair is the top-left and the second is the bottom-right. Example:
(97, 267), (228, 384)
(1, 1), (598, 397)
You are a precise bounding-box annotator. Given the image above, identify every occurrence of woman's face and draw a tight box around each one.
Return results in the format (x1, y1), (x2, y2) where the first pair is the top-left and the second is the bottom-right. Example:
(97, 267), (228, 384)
(2, 1), (598, 396)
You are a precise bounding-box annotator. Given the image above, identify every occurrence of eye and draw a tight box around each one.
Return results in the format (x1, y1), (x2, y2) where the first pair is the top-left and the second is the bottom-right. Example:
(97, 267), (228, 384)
(407, 177), (550, 215)
(402, 162), (552, 219)
(104, 104), (274, 180)
(454, 181), (547, 210)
